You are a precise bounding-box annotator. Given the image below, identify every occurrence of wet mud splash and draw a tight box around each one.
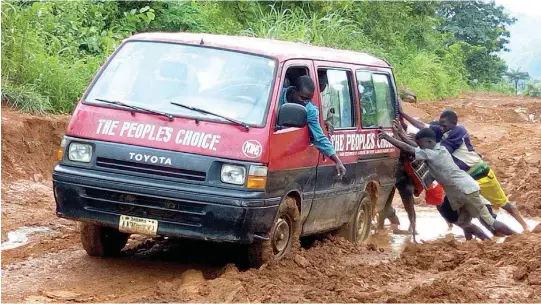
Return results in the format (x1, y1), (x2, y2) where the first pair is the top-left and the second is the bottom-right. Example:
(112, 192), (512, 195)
(1, 227), (51, 251)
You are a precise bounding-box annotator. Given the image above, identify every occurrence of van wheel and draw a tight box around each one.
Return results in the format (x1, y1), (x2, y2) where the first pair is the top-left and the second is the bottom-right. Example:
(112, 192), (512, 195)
(247, 197), (300, 268)
(338, 195), (372, 243)
(80, 222), (130, 257)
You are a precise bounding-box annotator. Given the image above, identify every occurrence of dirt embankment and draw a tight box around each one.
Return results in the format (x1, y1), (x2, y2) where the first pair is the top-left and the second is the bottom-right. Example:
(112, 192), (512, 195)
(1, 107), (75, 263)
(1, 107), (69, 183)
(2, 94), (541, 303)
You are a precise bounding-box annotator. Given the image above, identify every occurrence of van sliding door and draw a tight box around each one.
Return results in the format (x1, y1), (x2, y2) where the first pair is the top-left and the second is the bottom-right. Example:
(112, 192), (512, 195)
(302, 63), (362, 235)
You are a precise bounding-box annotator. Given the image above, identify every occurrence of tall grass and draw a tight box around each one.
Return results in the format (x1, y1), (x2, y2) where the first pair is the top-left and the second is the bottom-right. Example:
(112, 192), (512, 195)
(471, 82), (515, 95)
(243, 7), (467, 101)
(1, 2), (107, 113)
(1, 82), (52, 114)
(1, 2), (496, 114)
(394, 52), (469, 100)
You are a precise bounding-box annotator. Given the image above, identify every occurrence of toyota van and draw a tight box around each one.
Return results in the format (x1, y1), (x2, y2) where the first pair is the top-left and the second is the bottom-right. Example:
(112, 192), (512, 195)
(53, 33), (399, 266)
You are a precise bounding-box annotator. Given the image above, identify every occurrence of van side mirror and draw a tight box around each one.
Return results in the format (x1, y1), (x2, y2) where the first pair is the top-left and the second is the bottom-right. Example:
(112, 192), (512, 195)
(277, 103), (307, 128)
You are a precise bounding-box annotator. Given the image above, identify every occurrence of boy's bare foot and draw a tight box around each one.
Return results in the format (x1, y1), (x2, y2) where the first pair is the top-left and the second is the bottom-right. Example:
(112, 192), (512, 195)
(407, 225), (419, 234)
(392, 229), (411, 235)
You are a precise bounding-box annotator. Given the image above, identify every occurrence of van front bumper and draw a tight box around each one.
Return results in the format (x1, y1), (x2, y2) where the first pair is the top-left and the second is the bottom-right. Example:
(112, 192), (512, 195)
(53, 165), (280, 244)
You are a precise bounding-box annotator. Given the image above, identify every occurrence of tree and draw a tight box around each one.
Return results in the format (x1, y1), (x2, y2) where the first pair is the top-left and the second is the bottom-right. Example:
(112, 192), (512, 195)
(437, 1), (516, 84)
(437, 1), (515, 52)
(463, 44), (508, 84)
(506, 68), (530, 95)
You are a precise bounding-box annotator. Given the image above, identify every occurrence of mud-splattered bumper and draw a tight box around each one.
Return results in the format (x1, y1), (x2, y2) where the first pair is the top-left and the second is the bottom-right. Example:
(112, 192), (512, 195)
(53, 165), (280, 244)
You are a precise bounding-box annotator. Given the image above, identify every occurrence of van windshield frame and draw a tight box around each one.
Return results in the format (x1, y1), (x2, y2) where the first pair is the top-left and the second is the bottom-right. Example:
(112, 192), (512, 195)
(83, 40), (278, 127)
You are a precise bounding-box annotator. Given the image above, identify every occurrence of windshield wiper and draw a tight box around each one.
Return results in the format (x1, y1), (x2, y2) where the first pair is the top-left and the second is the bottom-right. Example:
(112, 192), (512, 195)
(170, 102), (249, 131)
(95, 98), (174, 121)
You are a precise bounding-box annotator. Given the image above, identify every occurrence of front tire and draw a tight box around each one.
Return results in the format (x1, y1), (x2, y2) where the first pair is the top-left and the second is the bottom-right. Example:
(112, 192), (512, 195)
(338, 195), (372, 243)
(80, 222), (130, 257)
(247, 197), (300, 267)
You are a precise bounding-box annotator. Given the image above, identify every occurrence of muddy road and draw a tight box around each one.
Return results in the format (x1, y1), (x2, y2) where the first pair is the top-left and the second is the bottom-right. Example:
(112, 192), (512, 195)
(2, 92), (541, 302)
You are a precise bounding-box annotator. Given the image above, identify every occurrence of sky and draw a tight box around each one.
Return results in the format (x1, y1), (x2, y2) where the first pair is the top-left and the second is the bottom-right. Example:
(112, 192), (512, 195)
(494, 0), (541, 17)
(494, 0), (541, 79)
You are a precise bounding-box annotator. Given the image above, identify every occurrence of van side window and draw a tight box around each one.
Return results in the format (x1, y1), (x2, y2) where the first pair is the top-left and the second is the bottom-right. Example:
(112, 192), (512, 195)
(283, 67), (309, 90)
(277, 66), (310, 126)
(318, 69), (355, 130)
(357, 71), (395, 128)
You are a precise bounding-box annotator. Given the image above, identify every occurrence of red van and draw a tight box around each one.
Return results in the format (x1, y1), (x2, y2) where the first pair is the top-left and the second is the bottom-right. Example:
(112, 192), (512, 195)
(53, 33), (399, 266)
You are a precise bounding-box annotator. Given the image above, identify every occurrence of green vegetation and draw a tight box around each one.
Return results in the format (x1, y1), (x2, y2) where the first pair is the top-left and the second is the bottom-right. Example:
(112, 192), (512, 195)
(1, 1), (521, 114)
(506, 68), (530, 95)
(524, 81), (541, 97)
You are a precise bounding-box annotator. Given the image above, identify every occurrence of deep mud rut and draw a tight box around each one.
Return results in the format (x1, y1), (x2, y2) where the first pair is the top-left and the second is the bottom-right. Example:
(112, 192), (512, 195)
(2, 92), (541, 302)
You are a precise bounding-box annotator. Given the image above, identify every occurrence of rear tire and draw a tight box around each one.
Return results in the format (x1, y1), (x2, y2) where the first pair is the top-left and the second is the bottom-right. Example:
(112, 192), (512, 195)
(80, 222), (130, 257)
(337, 195), (372, 243)
(247, 197), (300, 268)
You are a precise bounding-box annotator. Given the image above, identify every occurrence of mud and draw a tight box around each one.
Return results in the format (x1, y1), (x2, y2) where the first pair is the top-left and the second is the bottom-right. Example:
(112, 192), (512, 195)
(2, 93), (541, 303)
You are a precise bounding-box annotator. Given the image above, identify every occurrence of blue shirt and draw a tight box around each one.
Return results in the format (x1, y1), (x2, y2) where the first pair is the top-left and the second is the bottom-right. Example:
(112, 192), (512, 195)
(279, 88), (336, 157)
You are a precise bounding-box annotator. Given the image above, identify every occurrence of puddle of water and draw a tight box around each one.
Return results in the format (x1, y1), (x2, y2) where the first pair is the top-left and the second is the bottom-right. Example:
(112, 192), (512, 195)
(1, 227), (51, 251)
(378, 206), (539, 253)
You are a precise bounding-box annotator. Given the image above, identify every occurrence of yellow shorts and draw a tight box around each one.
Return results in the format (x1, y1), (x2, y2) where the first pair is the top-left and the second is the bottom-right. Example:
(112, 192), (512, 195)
(477, 169), (508, 208)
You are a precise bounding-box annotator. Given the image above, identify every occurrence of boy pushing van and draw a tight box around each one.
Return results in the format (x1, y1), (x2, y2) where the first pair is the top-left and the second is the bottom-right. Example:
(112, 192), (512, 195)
(377, 124), (515, 240)
(401, 109), (529, 231)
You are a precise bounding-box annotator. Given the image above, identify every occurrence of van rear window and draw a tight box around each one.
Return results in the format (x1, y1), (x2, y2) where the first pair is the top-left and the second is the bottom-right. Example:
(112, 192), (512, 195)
(356, 71), (395, 128)
(85, 41), (276, 126)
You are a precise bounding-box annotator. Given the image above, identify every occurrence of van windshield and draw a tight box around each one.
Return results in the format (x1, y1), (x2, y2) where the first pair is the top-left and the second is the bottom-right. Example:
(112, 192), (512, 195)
(85, 41), (276, 126)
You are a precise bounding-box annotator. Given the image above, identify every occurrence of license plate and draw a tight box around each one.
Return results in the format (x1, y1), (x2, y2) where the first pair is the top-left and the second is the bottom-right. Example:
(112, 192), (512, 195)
(119, 215), (158, 236)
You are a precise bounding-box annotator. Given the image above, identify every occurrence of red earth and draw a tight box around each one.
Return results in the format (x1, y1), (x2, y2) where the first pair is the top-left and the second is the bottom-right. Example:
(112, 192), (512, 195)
(2, 92), (541, 302)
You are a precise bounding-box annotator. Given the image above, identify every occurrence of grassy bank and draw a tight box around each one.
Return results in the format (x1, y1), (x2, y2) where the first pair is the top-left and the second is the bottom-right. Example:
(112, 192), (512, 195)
(1, 1), (515, 114)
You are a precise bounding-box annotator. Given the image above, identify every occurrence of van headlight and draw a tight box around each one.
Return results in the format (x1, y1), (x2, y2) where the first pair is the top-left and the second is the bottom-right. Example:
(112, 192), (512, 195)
(221, 165), (246, 185)
(68, 143), (93, 163)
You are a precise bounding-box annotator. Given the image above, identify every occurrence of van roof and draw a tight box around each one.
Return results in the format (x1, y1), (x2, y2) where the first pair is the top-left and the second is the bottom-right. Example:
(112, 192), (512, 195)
(128, 32), (391, 68)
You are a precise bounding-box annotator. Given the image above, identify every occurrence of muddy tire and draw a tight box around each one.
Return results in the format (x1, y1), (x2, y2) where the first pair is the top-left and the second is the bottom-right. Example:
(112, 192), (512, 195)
(247, 197), (300, 268)
(80, 222), (130, 257)
(337, 195), (372, 243)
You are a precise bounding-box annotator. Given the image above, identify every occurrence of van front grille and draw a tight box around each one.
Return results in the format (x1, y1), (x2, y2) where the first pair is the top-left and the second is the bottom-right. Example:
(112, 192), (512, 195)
(96, 157), (206, 181)
(82, 187), (205, 226)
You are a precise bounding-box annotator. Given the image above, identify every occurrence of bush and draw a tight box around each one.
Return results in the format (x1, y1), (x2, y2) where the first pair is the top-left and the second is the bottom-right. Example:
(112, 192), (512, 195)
(1, 1), (515, 114)
(1, 1), (152, 113)
(524, 82), (541, 97)
(471, 82), (515, 95)
(243, 6), (468, 100)
(1, 81), (52, 114)
(394, 51), (468, 100)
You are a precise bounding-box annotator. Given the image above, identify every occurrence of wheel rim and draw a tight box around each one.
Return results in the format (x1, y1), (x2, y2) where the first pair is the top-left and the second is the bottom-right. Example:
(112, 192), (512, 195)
(272, 217), (291, 257)
(355, 203), (370, 241)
